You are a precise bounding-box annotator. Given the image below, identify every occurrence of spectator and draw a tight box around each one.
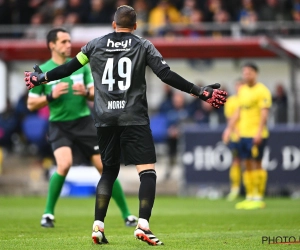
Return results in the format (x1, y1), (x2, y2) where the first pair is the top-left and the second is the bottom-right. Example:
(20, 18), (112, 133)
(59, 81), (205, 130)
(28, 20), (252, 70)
(24, 12), (45, 39)
(212, 9), (231, 37)
(133, 0), (149, 28)
(258, 0), (291, 21)
(36, 0), (58, 23)
(148, 0), (182, 36)
(52, 14), (65, 27)
(115, 0), (131, 6)
(165, 91), (190, 179)
(158, 84), (174, 114)
(15, 92), (37, 127)
(14, 93), (51, 162)
(222, 0), (241, 21)
(13, 0), (44, 24)
(64, 12), (81, 24)
(241, 10), (259, 35)
(292, 1), (300, 22)
(178, 9), (205, 37)
(181, 0), (198, 23)
(190, 100), (212, 123)
(0, 0), (12, 25)
(238, 0), (256, 21)
(87, 0), (112, 24)
(0, 99), (19, 153)
(272, 84), (288, 123)
(187, 83), (212, 124)
(204, 0), (223, 22)
(64, 0), (90, 23)
(237, 0), (259, 36)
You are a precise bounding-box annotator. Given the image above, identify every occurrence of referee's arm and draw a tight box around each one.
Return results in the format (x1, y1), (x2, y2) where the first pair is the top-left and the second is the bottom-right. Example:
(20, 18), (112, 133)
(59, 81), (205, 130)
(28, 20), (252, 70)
(27, 95), (49, 111)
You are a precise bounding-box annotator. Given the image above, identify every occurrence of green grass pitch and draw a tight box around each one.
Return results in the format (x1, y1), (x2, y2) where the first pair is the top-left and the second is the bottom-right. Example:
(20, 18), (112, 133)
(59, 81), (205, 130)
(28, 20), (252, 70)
(1, 196), (300, 249)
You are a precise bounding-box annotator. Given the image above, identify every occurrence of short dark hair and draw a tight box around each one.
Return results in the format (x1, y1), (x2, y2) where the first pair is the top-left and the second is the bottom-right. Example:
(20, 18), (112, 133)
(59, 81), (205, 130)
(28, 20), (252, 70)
(114, 5), (136, 28)
(46, 27), (69, 50)
(243, 62), (259, 72)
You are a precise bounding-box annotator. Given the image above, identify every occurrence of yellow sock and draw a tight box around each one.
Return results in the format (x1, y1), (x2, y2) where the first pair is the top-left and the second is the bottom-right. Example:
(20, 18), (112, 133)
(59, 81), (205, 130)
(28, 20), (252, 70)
(252, 169), (260, 199)
(257, 169), (268, 198)
(243, 170), (254, 199)
(252, 169), (268, 199)
(229, 163), (241, 190)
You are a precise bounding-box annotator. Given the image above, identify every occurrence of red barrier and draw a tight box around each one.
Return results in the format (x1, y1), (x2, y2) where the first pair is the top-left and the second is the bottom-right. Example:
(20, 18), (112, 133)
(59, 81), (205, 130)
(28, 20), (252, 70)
(0, 37), (276, 61)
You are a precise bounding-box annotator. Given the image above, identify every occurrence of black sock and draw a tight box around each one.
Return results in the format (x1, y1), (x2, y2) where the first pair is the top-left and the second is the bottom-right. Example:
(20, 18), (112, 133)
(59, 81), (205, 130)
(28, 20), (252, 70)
(95, 164), (120, 222)
(138, 169), (157, 221)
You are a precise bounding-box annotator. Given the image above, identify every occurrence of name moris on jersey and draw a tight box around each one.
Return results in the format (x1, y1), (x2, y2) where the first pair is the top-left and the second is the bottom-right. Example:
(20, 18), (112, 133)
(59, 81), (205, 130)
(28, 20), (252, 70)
(108, 100), (126, 109)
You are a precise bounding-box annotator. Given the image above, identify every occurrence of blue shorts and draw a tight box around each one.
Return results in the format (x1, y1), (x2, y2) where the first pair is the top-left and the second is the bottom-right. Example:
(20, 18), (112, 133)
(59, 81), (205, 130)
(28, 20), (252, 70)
(239, 138), (267, 160)
(228, 141), (241, 158)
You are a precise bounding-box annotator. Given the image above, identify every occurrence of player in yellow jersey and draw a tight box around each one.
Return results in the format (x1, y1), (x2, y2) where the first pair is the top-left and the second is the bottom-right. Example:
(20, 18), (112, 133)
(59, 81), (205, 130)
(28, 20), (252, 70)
(223, 78), (244, 201)
(223, 62), (272, 209)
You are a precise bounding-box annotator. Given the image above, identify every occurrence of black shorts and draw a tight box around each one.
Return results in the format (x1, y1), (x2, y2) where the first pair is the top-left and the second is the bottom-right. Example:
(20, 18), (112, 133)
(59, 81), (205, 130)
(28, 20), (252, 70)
(48, 116), (99, 158)
(96, 125), (156, 166)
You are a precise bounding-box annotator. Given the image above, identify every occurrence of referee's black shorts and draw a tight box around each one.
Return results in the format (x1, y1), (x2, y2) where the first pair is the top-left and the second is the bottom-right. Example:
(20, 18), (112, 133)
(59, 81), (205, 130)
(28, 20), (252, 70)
(96, 124), (156, 166)
(48, 115), (99, 158)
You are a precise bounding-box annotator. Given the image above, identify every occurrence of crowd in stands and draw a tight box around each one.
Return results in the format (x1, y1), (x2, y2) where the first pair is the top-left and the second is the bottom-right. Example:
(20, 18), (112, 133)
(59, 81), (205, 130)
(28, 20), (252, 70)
(1, 0), (300, 38)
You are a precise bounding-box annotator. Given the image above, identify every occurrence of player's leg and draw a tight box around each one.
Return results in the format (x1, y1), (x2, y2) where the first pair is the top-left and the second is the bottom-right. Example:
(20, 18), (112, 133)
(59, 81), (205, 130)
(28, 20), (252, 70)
(41, 146), (72, 227)
(253, 140), (268, 200)
(75, 116), (137, 226)
(92, 126), (120, 244)
(227, 157), (241, 201)
(227, 141), (241, 201)
(245, 140), (267, 209)
(235, 138), (254, 209)
(122, 125), (163, 246)
(254, 161), (267, 199)
(91, 154), (137, 226)
(41, 121), (73, 227)
(134, 163), (163, 246)
(93, 162), (119, 244)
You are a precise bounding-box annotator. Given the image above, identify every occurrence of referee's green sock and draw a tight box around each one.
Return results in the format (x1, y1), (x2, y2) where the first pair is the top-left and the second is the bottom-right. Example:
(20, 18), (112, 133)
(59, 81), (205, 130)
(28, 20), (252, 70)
(112, 179), (131, 220)
(44, 172), (66, 215)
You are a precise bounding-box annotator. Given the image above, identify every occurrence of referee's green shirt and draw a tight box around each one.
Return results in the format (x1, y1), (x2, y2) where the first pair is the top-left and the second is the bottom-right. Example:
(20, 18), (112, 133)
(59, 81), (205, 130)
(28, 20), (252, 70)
(28, 58), (93, 122)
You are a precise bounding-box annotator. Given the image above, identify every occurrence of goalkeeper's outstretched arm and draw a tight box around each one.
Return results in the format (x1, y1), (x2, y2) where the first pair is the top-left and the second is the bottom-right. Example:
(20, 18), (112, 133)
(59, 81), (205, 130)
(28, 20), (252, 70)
(24, 52), (88, 89)
(157, 67), (227, 108)
(46, 56), (83, 81)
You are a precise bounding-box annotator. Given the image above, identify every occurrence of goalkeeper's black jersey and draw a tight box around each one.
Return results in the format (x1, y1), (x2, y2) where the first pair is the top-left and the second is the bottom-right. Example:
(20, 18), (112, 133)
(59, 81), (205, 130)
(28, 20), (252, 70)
(81, 32), (169, 127)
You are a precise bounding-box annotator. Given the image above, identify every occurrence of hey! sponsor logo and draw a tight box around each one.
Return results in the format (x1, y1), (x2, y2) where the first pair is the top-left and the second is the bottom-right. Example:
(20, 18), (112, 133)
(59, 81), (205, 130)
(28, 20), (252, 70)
(107, 38), (132, 49)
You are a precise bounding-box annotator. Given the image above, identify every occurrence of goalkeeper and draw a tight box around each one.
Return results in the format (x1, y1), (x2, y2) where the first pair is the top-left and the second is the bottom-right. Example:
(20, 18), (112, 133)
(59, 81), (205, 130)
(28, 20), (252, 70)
(26, 27), (138, 228)
(24, 6), (227, 245)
